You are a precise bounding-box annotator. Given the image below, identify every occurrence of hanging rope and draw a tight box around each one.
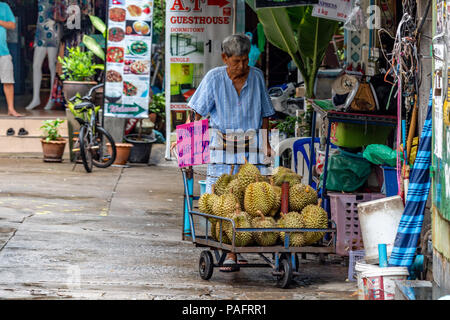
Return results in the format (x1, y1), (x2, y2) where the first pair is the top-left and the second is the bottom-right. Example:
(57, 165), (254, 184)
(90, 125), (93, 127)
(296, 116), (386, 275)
(377, 0), (423, 199)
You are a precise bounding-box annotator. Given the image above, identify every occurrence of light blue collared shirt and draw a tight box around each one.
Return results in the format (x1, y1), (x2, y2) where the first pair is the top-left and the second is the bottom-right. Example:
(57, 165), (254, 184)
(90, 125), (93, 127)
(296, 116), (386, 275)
(188, 66), (275, 169)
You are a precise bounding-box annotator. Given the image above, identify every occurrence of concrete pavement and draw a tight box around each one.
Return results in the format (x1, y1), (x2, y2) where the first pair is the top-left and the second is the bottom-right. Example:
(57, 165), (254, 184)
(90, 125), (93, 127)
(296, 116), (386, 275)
(0, 145), (358, 299)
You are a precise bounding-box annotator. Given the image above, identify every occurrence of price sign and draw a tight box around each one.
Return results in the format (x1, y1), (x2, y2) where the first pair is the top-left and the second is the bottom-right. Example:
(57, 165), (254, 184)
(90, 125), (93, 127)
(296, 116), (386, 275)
(176, 119), (210, 167)
(255, 0), (318, 8)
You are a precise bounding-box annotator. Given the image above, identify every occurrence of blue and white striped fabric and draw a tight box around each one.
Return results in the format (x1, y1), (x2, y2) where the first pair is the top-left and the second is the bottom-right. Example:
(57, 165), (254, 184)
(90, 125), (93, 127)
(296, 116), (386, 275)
(188, 66), (275, 135)
(188, 66), (275, 193)
(388, 90), (432, 267)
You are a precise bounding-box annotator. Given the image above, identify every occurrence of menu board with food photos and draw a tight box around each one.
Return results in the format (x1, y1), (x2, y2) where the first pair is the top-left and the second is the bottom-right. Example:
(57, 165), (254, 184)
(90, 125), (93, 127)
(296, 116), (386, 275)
(104, 0), (154, 118)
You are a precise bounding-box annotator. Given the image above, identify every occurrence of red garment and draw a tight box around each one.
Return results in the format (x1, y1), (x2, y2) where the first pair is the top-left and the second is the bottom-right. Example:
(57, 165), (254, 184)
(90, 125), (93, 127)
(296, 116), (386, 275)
(53, 0), (67, 22)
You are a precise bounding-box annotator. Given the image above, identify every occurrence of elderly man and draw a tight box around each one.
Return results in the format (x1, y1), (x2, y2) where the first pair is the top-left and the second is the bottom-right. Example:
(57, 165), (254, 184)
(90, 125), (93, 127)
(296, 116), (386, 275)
(187, 34), (275, 272)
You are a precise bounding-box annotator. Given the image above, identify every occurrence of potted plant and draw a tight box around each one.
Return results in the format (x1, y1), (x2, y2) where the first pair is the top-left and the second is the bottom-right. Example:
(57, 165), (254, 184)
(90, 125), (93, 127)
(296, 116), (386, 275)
(107, 142), (133, 166)
(59, 15), (106, 101)
(148, 92), (166, 133)
(58, 46), (103, 100)
(82, 15), (107, 106)
(122, 93), (163, 164)
(124, 120), (157, 164)
(40, 119), (67, 162)
(275, 115), (308, 139)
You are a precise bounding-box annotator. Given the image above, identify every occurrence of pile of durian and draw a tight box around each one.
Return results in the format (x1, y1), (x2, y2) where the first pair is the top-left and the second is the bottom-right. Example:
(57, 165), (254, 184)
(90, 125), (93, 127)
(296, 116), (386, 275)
(198, 162), (329, 247)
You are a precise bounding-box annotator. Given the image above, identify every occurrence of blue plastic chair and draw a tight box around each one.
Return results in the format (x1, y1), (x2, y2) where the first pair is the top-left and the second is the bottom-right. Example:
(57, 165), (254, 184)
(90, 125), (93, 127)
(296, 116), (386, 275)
(292, 137), (337, 190)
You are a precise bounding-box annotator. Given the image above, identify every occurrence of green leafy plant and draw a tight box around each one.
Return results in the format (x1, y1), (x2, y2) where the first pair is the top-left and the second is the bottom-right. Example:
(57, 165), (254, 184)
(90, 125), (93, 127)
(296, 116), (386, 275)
(149, 93), (166, 117)
(82, 15), (106, 61)
(275, 116), (301, 137)
(58, 47), (104, 81)
(152, 0), (165, 37)
(247, 2), (339, 99)
(40, 119), (65, 142)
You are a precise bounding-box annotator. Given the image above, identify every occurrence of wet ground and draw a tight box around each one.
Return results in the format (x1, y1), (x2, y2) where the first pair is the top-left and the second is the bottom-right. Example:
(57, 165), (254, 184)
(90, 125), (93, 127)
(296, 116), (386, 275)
(0, 150), (358, 300)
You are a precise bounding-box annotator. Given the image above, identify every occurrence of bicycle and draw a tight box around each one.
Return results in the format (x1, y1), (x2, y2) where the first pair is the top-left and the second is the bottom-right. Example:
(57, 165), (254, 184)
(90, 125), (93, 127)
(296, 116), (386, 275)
(69, 83), (117, 173)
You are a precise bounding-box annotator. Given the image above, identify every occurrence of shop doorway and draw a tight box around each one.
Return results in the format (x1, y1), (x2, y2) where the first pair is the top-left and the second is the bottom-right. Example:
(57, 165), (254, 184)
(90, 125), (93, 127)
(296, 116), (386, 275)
(0, 0), (105, 118)
(0, 1), (45, 117)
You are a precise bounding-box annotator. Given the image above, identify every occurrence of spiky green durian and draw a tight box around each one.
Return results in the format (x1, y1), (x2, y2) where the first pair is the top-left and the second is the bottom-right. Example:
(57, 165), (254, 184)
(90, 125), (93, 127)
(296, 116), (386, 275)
(289, 183), (318, 212)
(236, 159), (262, 190)
(223, 204), (253, 247)
(244, 181), (276, 217)
(301, 200), (328, 245)
(212, 193), (238, 219)
(274, 172), (303, 187)
(277, 211), (306, 247)
(225, 178), (245, 209)
(252, 210), (279, 246)
(268, 179), (282, 217)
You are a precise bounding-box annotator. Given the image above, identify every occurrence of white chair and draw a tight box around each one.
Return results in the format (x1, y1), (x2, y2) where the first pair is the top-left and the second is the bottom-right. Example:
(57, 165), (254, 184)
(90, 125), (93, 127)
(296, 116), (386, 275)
(274, 137), (299, 172)
(274, 136), (319, 185)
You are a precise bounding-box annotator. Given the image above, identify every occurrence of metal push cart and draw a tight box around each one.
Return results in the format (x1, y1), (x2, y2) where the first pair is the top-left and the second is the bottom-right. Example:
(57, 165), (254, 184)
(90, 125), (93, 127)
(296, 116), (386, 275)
(181, 167), (337, 288)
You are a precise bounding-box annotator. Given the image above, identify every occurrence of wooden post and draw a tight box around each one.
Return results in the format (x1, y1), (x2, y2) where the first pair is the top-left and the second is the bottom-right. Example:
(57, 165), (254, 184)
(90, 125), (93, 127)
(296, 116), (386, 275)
(281, 182), (289, 214)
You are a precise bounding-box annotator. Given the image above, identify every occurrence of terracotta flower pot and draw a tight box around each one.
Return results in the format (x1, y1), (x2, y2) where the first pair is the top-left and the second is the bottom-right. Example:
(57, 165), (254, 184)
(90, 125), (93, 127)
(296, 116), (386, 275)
(41, 138), (67, 162)
(62, 81), (98, 101)
(108, 143), (133, 165)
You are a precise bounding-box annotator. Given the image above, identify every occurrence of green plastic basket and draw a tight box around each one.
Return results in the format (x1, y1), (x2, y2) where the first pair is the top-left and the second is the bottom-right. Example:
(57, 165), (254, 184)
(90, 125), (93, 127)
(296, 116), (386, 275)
(331, 123), (393, 148)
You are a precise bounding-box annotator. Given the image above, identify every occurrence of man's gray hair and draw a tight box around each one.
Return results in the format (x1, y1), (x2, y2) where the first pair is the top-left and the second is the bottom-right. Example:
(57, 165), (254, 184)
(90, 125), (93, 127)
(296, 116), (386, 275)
(221, 34), (251, 57)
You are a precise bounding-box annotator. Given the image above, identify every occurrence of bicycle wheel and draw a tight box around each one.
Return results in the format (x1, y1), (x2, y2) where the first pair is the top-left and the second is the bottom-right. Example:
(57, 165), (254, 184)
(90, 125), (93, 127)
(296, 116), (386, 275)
(92, 126), (117, 168)
(79, 125), (93, 173)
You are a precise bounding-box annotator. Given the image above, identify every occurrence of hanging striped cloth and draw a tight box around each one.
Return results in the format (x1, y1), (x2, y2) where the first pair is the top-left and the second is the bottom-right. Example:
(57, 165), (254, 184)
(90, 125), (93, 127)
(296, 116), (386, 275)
(388, 90), (432, 267)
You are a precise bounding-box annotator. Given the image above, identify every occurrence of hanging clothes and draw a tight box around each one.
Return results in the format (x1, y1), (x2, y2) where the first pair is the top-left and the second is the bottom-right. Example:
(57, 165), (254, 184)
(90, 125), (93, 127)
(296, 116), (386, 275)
(66, 0), (94, 15)
(34, 0), (66, 48)
(388, 90), (432, 268)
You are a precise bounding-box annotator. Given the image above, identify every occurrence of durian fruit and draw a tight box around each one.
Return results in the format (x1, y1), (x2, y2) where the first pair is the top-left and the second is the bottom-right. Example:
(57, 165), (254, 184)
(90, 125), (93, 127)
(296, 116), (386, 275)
(213, 165), (235, 196)
(209, 220), (218, 240)
(244, 181), (276, 217)
(272, 166), (293, 182)
(198, 193), (215, 215)
(215, 221), (231, 244)
(277, 211), (306, 247)
(223, 204), (253, 247)
(289, 183), (318, 212)
(268, 178), (282, 217)
(236, 159), (262, 190)
(274, 172), (303, 187)
(225, 178), (245, 209)
(212, 193), (238, 219)
(252, 210), (278, 246)
(301, 199), (328, 245)
(199, 185), (220, 222)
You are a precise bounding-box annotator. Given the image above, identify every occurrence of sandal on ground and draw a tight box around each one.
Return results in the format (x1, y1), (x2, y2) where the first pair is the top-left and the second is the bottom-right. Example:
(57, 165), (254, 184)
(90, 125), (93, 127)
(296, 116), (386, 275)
(18, 128), (28, 136)
(237, 254), (248, 264)
(219, 258), (240, 273)
(6, 128), (14, 136)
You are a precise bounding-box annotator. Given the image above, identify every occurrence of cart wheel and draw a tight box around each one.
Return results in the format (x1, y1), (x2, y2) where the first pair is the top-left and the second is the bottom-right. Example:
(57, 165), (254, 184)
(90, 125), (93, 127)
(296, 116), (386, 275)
(277, 258), (292, 289)
(199, 251), (214, 280)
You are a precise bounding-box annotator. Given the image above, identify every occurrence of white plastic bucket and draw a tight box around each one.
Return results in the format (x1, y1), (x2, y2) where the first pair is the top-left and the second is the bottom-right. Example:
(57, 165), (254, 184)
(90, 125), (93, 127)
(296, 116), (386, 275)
(357, 196), (404, 264)
(355, 261), (379, 300)
(361, 267), (409, 300)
